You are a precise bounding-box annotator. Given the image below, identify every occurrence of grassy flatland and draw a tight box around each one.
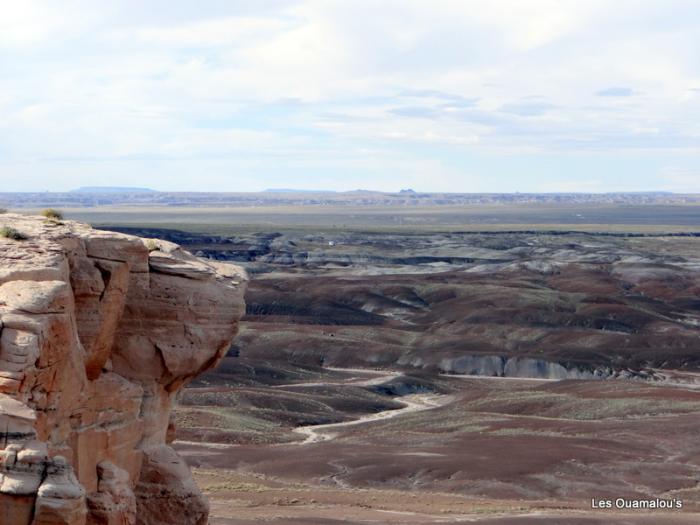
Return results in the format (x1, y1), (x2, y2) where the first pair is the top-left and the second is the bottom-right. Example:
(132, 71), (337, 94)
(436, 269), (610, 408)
(30, 203), (700, 234)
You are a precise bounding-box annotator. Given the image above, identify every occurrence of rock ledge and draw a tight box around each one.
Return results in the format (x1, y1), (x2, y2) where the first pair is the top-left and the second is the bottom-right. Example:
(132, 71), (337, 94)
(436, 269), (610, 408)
(0, 214), (247, 525)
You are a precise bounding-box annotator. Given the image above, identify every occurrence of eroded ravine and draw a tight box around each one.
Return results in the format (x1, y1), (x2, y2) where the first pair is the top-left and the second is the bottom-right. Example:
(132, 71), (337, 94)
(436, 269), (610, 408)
(287, 368), (560, 445)
(292, 391), (448, 445)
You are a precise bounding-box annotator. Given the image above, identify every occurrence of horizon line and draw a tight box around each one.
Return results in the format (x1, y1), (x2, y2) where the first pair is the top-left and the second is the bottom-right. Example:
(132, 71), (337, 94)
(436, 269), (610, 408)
(2, 189), (699, 196)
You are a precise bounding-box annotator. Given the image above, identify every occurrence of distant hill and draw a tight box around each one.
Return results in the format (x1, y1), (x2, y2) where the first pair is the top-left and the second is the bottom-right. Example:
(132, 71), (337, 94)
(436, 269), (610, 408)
(2, 190), (698, 211)
(70, 186), (157, 193)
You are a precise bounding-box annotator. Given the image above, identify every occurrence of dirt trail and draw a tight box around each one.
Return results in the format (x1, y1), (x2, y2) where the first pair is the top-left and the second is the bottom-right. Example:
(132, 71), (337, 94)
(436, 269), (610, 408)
(440, 373), (556, 382)
(292, 392), (448, 445)
(276, 367), (450, 445)
(177, 368), (436, 451)
(288, 368), (561, 445)
(272, 367), (401, 389)
(654, 369), (700, 390)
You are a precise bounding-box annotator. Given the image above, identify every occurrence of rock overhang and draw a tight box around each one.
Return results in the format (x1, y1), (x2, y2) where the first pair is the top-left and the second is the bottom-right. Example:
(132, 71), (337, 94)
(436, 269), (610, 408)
(0, 213), (246, 525)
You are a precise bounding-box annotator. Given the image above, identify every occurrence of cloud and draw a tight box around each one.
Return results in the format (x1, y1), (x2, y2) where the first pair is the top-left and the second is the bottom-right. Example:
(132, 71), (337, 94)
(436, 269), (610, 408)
(0, 2), (72, 47)
(382, 130), (479, 146)
(131, 16), (291, 47)
(1, 0), (700, 191)
(499, 99), (556, 116)
(398, 89), (476, 103)
(596, 87), (634, 97)
(389, 106), (439, 118)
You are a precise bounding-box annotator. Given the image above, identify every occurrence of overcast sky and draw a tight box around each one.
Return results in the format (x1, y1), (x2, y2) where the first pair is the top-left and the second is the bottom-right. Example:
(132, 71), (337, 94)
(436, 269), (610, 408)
(2, 0), (700, 192)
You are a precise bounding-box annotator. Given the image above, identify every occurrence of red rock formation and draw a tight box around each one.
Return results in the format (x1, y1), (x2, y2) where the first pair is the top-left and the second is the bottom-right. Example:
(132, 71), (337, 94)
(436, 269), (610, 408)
(0, 214), (247, 524)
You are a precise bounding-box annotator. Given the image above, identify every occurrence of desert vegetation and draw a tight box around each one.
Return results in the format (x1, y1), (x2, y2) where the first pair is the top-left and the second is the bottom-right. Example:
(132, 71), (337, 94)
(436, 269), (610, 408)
(40, 208), (63, 220)
(0, 225), (26, 240)
(145, 238), (160, 252)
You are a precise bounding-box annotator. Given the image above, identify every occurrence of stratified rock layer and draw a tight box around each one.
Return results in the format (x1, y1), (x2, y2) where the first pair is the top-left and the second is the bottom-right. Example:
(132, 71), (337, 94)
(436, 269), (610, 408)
(0, 214), (247, 525)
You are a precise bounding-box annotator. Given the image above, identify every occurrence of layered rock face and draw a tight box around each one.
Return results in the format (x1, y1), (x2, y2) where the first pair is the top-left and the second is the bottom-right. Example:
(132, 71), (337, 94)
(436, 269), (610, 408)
(0, 214), (246, 524)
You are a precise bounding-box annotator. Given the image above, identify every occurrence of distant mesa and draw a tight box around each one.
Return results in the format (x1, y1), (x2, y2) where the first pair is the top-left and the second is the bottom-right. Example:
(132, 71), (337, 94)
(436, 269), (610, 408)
(70, 186), (157, 193)
(399, 188), (417, 194)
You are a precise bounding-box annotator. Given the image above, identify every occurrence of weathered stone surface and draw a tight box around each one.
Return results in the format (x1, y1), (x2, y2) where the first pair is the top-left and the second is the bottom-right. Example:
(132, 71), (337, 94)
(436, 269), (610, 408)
(0, 280), (71, 315)
(86, 461), (136, 525)
(435, 354), (610, 379)
(0, 214), (247, 525)
(134, 446), (208, 525)
(34, 456), (87, 525)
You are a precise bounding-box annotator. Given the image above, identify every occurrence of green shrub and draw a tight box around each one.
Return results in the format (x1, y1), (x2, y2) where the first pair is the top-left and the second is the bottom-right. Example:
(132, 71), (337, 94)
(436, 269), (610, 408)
(0, 226), (27, 240)
(40, 208), (63, 220)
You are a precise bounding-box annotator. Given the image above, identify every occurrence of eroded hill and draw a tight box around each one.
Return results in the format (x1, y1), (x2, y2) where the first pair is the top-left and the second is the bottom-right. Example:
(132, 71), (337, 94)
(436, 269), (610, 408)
(110, 228), (700, 378)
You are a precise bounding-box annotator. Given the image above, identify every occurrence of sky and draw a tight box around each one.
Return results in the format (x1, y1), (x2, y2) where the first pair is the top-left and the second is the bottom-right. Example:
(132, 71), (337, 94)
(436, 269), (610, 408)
(1, 0), (700, 193)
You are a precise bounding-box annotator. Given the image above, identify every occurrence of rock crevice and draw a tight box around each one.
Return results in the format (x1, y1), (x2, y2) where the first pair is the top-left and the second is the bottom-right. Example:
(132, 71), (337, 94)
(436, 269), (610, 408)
(0, 214), (247, 524)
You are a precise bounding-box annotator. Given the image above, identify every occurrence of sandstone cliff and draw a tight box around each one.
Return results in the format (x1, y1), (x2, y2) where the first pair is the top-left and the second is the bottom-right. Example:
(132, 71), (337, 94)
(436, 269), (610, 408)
(0, 214), (247, 525)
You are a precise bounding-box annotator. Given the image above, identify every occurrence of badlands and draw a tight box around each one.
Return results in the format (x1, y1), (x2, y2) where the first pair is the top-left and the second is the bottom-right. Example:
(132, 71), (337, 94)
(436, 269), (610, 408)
(3, 204), (700, 524)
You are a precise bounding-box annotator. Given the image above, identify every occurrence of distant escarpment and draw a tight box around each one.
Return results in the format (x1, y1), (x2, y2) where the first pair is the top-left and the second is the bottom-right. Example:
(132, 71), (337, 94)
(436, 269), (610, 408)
(0, 214), (246, 524)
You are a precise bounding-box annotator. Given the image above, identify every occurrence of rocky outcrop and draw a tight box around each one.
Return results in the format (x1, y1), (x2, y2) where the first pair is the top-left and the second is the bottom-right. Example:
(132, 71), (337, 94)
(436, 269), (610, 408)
(397, 354), (612, 380)
(431, 355), (656, 380)
(435, 355), (612, 379)
(0, 214), (247, 524)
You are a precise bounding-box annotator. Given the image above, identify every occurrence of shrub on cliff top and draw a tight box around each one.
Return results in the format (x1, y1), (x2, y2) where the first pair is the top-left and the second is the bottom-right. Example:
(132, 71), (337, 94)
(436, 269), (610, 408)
(0, 226), (27, 240)
(145, 239), (160, 252)
(40, 208), (64, 220)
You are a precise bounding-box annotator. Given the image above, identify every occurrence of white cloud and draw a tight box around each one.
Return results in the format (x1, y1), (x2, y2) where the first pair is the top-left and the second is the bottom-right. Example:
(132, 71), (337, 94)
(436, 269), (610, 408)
(1, 0), (700, 190)
(0, 0), (103, 48)
(132, 16), (290, 47)
(0, 2), (67, 46)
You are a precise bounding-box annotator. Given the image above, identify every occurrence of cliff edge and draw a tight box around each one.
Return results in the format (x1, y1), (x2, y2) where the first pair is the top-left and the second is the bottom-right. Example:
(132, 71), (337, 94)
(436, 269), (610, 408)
(0, 214), (247, 525)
